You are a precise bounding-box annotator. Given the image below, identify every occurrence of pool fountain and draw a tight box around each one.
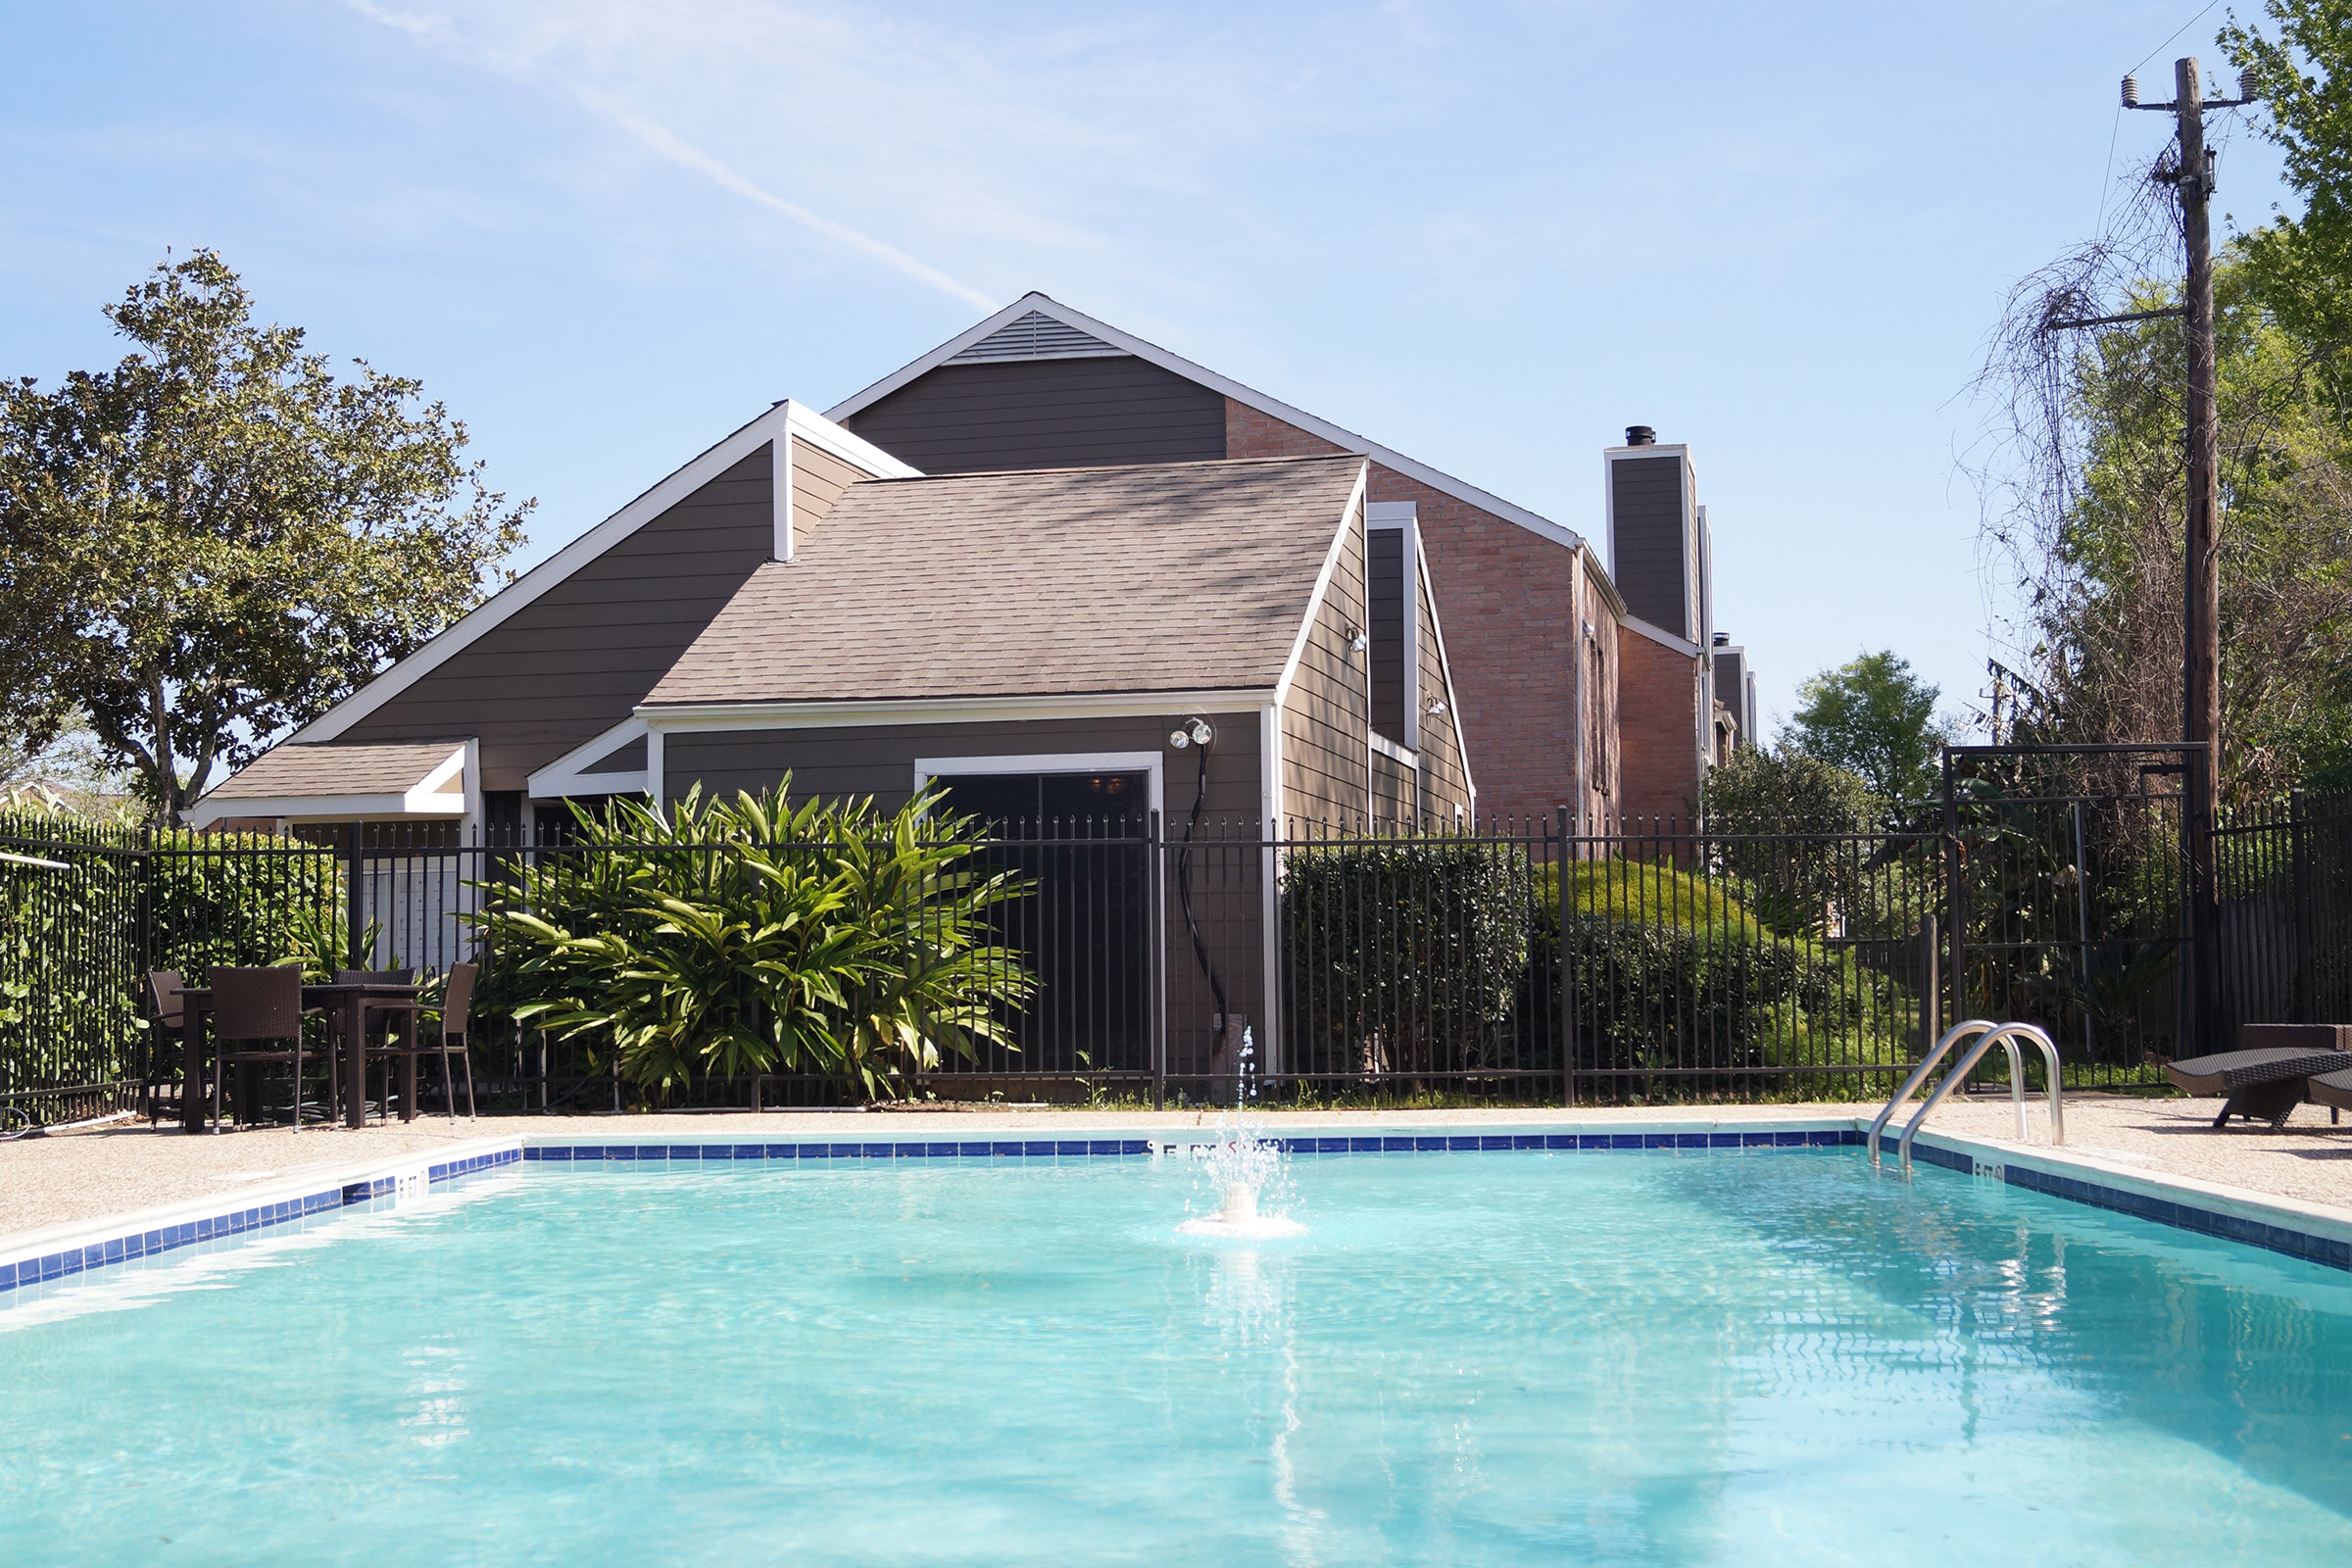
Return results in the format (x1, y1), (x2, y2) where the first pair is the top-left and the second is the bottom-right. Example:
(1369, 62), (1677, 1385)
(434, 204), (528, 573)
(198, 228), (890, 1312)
(1177, 1029), (1305, 1240)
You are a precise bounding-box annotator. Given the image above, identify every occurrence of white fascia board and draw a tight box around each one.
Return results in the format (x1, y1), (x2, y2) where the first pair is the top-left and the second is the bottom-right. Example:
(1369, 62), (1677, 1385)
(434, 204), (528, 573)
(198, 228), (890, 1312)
(1366, 501), (1417, 528)
(527, 716), (652, 800)
(290, 402), (917, 746)
(183, 792), (464, 828)
(912, 750), (1165, 821)
(826, 294), (1586, 554)
(641, 689), (1280, 734)
(1272, 463), (1371, 710)
(1416, 540), (1477, 808)
(1621, 613), (1703, 658)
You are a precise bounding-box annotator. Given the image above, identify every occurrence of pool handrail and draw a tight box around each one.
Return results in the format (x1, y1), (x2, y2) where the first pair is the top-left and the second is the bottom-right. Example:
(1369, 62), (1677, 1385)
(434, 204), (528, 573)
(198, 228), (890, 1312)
(1895, 1022), (2066, 1176)
(1869, 1020), (1997, 1169)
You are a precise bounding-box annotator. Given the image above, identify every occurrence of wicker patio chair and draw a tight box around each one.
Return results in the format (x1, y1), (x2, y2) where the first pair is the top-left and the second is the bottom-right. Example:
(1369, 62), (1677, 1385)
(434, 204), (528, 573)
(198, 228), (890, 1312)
(141, 970), (187, 1126)
(207, 966), (315, 1132)
(375, 963), (477, 1122)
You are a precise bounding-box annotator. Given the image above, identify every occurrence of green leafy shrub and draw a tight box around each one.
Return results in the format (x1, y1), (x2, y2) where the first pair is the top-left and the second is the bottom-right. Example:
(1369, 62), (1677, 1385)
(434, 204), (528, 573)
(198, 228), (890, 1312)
(1281, 839), (1535, 1076)
(466, 782), (1035, 1100)
(146, 829), (342, 976)
(1527, 859), (1914, 1097)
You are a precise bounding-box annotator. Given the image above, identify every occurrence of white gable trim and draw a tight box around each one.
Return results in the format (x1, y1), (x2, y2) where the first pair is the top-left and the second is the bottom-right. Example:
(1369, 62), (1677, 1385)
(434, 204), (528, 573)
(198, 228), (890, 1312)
(1272, 463), (1372, 709)
(827, 292), (1586, 554)
(290, 402), (918, 745)
(1415, 540), (1477, 814)
(526, 716), (652, 801)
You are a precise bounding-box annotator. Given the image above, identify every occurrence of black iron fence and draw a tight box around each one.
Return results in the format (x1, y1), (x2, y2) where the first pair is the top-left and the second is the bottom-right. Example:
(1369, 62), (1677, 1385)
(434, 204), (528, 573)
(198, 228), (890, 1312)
(8, 794), (2352, 1123)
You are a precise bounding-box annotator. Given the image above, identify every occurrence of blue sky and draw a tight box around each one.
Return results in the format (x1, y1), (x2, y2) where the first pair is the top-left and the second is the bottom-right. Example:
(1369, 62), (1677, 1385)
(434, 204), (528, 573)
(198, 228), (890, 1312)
(1, 1), (2293, 737)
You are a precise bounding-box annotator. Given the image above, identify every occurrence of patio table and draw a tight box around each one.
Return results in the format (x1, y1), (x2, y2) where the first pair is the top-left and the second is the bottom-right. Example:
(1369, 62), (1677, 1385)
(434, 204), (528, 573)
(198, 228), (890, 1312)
(172, 981), (426, 1132)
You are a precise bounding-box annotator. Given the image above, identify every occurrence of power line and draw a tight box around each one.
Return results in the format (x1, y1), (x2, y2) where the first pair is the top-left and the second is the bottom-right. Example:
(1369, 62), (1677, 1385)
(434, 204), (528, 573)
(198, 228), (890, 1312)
(2101, 3), (2227, 240)
(2131, 0), (2223, 77)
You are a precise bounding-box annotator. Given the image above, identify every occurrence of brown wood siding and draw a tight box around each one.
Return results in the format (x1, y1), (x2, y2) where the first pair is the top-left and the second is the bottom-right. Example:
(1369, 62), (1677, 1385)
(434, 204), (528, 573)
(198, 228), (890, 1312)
(661, 712), (1268, 1077)
(580, 736), (646, 774)
(1228, 405), (1584, 824)
(339, 447), (777, 792)
(1610, 454), (1690, 638)
(788, 435), (863, 553)
(1367, 527), (1406, 740)
(842, 359), (1227, 473)
(1414, 562), (1473, 822)
(1280, 505), (1371, 828)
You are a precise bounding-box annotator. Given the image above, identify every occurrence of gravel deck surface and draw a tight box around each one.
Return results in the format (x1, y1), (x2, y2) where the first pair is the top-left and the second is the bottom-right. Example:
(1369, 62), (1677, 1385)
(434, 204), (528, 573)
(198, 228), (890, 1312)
(5, 1094), (2349, 1245)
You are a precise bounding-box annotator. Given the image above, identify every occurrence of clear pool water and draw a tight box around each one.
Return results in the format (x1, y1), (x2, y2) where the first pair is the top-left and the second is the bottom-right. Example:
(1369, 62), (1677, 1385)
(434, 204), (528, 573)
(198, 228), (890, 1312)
(5, 1151), (2351, 1565)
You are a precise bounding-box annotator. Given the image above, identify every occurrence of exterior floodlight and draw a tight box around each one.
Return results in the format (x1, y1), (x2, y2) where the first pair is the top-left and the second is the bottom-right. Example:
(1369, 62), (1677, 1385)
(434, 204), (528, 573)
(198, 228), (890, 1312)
(1426, 699), (1448, 717)
(2121, 74), (2139, 108)
(1168, 729), (1191, 749)
(1187, 718), (1214, 747)
(1348, 625), (1370, 654)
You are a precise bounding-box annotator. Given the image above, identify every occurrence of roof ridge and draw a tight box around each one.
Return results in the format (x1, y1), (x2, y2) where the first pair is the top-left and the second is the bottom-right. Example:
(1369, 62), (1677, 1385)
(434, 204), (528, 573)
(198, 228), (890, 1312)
(845, 452), (1368, 485)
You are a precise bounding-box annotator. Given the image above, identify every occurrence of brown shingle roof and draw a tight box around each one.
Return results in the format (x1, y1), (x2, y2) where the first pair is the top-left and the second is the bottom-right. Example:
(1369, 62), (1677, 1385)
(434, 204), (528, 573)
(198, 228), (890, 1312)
(644, 455), (1365, 707)
(205, 740), (466, 800)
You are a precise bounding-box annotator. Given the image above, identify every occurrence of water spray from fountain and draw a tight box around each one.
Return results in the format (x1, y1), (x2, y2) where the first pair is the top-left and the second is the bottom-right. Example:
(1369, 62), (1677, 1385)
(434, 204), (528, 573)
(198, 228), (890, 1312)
(1177, 1027), (1304, 1239)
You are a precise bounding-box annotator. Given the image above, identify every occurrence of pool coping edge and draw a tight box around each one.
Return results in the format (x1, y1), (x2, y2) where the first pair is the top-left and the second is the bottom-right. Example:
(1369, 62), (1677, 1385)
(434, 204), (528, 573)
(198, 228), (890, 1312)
(9, 1116), (2351, 1294)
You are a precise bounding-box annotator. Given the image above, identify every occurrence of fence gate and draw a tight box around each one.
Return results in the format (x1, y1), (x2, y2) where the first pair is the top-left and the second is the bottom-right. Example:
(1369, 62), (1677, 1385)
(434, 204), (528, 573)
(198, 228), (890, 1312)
(1941, 743), (2193, 1088)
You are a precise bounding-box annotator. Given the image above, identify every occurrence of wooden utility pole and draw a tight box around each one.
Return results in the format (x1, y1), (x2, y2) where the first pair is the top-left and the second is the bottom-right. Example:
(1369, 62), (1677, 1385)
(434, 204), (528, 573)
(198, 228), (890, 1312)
(2089, 56), (2256, 1047)
(2177, 56), (2223, 1049)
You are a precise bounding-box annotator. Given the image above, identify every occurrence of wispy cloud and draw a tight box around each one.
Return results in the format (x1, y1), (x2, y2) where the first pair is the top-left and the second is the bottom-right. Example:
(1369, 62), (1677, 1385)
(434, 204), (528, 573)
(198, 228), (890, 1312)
(336, 0), (998, 310)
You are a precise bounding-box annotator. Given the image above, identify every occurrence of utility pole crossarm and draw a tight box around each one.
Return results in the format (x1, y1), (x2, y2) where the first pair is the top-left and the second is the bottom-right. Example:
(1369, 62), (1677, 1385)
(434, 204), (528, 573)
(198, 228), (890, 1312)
(2046, 305), (2188, 331)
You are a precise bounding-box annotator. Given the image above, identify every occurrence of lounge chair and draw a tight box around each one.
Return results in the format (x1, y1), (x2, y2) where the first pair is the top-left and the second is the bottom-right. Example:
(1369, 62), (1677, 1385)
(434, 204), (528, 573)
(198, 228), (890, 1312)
(2165, 1024), (2352, 1130)
(2307, 1065), (2352, 1125)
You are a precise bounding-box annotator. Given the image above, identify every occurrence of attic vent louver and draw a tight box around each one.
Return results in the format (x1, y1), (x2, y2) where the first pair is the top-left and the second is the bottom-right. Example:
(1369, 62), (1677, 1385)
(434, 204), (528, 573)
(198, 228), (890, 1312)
(947, 310), (1128, 365)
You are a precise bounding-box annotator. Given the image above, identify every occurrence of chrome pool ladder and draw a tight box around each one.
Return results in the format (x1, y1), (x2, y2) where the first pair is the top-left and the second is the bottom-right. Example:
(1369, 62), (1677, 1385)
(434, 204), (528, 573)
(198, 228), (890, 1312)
(1868, 1020), (2065, 1175)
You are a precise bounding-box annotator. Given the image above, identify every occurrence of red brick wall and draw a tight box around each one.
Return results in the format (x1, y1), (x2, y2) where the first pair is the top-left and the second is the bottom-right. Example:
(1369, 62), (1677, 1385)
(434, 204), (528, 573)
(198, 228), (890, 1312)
(1615, 628), (1702, 825)
(1228, 400), (1583, 825)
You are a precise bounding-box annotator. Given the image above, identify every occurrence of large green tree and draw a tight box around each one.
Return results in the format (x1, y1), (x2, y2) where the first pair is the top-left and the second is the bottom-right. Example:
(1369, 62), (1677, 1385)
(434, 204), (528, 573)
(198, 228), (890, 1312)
(2018, 259), (2352, 801)
(2226, 2), (2352, 391)
(1785, 652), (1949, 804)
(0, 251), (529, 822)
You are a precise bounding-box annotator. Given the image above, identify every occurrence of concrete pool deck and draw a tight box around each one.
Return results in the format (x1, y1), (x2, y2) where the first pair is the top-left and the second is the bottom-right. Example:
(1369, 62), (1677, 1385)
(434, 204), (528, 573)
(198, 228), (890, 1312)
(5, 1093), (2350, 1246)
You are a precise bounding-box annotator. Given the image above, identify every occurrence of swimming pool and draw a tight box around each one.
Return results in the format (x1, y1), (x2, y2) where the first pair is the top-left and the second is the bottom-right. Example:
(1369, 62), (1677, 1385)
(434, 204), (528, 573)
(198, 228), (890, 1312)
(4, 1147), (2349, 1564)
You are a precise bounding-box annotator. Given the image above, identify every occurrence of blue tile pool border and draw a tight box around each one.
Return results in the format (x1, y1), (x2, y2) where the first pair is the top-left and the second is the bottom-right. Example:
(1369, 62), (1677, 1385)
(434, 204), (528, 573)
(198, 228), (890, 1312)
(0, 1146), (523, 1297)
(10, 1121), (2350, 1298)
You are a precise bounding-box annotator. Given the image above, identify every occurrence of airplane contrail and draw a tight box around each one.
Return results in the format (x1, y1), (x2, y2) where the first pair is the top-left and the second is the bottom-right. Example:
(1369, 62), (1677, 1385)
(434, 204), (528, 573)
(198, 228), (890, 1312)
(338, 1), (1000, 311)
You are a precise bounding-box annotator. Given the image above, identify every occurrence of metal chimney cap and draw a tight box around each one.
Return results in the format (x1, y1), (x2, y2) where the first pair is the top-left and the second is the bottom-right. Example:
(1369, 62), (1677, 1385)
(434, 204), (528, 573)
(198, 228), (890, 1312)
(1625, 425), (1656, 446)
(1712, 632), (1731, 647)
